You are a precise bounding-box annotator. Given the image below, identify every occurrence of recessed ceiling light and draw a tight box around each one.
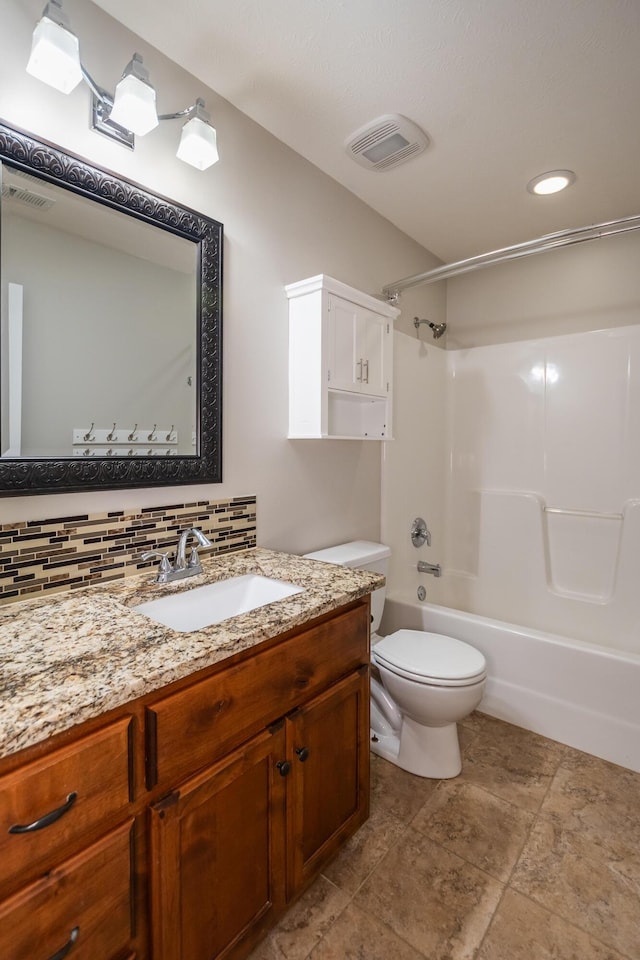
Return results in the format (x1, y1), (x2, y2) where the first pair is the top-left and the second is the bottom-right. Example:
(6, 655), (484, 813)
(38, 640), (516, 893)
(527, 170), (576, 196)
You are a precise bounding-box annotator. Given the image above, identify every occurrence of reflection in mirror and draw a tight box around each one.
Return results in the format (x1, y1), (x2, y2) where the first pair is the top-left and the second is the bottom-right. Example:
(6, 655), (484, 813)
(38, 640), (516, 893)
(2, 168), (197, 458)
(0, 123), (222, 495)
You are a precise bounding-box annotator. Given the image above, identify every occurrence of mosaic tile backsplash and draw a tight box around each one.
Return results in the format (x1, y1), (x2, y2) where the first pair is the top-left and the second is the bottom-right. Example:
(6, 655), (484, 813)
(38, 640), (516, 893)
(0, 497), (257, 605)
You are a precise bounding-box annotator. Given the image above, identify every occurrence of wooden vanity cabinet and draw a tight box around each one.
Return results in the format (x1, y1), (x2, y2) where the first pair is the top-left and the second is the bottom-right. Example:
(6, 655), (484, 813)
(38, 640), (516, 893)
(147, 600), (370, 960)
(0, 598), (371, 960)
(144, 602), (369, 791)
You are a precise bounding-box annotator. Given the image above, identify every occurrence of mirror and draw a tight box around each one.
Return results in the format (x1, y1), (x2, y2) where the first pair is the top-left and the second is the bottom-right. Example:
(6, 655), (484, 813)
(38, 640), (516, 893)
(0, 122), (222, 495)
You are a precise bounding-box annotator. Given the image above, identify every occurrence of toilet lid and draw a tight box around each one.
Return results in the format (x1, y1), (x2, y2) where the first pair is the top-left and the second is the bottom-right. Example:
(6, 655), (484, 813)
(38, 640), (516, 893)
(373, 629), (486, 687)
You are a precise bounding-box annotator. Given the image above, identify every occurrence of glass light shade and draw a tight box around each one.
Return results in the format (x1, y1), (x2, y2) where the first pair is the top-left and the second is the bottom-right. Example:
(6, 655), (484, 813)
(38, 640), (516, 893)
(26, 16), (82, 94)
(176, 116), (219, 170)
(109, 73), (158, 136)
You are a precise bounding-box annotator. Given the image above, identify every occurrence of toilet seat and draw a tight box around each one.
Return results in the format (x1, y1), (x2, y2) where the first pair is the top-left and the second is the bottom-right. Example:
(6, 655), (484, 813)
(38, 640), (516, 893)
(373, 629), (486, 688)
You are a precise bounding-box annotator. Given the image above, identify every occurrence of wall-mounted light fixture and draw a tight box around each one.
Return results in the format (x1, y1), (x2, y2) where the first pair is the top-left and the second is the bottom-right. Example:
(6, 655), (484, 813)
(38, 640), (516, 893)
(26, 0), (219, 170)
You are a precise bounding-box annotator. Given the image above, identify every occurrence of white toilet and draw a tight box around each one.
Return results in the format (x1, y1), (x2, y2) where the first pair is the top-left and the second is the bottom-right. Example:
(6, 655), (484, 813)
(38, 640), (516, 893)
(304, 541), (487, 779)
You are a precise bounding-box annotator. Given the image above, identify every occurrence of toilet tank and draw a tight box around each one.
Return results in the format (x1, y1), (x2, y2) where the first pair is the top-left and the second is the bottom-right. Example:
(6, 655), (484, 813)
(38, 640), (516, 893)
(303, 541), (390, 633)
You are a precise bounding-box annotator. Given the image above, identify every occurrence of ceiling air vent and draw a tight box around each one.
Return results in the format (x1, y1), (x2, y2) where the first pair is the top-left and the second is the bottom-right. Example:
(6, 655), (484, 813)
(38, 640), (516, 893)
(345, 114), (429, 171)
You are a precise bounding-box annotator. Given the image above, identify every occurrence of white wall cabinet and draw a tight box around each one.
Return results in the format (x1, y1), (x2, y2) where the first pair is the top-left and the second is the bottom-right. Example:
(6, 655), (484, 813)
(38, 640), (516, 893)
(287, 275), (399, 439)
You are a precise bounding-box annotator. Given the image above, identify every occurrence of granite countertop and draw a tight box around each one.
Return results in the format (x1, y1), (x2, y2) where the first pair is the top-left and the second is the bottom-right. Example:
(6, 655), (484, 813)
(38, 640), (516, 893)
(0, 548), (382, 761)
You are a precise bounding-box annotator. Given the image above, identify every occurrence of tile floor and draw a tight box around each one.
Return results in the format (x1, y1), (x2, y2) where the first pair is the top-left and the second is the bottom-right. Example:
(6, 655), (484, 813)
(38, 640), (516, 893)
(249, 712), (640, 960)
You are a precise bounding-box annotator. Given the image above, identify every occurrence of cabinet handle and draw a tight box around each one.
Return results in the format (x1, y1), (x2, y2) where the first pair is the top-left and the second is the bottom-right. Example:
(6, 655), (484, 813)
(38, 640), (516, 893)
(363, 359), (369, 383)
(356, 359), (363, 382)
(295, 746), (310, 762)
(276, 760), (291, 777)
(8, 792), (78, 834)
(46, 926), (79, 960)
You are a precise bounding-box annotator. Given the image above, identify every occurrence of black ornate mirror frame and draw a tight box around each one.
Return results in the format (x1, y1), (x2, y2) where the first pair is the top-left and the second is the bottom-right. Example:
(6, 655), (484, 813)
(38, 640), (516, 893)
(0, 122), (222, 495)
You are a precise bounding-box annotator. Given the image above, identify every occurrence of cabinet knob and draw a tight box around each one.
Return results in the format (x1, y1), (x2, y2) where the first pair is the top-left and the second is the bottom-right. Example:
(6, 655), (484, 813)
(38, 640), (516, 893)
(276, 760), (291, 777)
(295, 746), (310, 762)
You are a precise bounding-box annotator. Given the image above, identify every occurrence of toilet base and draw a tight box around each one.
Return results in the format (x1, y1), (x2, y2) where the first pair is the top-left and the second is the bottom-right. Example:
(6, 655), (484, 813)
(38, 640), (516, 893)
(370, 717), (462, 779)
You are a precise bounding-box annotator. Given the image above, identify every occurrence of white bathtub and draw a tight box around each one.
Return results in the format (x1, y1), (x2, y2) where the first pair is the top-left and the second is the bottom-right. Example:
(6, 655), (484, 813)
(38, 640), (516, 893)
(381, 598), (640, 773)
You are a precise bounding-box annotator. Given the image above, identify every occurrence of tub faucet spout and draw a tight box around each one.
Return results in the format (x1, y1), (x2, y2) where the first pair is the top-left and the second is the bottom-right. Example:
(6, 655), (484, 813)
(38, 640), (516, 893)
(417, 560), (442, 578)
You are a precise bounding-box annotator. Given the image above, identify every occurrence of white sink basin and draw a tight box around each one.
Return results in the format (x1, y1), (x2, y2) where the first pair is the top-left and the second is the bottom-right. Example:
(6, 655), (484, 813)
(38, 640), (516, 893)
(133, 574), (305, 632)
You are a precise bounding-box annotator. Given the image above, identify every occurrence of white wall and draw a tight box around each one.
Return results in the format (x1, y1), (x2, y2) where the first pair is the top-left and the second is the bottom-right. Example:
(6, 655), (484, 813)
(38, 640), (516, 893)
(381, 330), (448, 604)
(0, 0), (441, 550)
(446, 230), (640, 348)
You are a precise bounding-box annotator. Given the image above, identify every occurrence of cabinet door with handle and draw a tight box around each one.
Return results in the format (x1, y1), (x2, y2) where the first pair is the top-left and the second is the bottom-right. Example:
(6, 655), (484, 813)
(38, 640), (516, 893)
(286, 667), (370, 897)
(149, 725), (287, 960)
(327, 297), (390, 398)
(357, 310), (389, 398)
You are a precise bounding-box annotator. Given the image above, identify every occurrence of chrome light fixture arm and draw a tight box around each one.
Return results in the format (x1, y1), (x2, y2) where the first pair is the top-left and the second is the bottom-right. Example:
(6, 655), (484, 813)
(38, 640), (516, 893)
(157, 100), (204, 122)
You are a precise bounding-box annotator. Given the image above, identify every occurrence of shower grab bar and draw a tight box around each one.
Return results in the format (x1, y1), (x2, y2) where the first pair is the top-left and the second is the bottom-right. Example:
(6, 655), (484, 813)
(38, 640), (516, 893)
(544, 507), (623, 521)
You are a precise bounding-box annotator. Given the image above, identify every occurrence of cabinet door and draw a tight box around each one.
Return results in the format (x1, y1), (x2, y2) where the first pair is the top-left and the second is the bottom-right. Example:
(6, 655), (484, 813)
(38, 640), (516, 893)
(286, 667), (370, 897)
(357, 310), (389, 398)
(327, 296), (390, 398)
(0, 819), (134, 960)
(327, 295), (359, 392)
(149, 726), (287, 960)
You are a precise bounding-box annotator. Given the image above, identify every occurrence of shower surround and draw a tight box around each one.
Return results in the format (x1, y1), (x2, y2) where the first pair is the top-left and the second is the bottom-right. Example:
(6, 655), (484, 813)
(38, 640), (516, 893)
(382, 325), (640, 770)
(444, 323), (640, 655)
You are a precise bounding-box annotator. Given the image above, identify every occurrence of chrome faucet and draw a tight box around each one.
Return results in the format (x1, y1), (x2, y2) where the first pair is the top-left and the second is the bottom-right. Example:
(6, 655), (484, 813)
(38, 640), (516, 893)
(175, 527), (213, 571)
(417, 560), (442, 578)
(141, 527), (213, 583)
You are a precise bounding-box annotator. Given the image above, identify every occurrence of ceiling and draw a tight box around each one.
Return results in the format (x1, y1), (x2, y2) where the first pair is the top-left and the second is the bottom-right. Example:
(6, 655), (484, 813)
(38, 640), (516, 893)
(93, 0), (640, 263)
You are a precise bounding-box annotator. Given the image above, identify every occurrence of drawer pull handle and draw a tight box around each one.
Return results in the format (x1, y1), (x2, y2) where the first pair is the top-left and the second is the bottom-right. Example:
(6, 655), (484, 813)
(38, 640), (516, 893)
(295, 746), (310, 762)
(9, 791), (78, 834)
(276, 760), (291, 777)
(47, 925), (79, 960)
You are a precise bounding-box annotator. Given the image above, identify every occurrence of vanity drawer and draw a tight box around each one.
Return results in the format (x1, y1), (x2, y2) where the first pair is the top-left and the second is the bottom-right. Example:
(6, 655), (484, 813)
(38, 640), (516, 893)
(0, 717), (132, 891)
(147, 601), (369, 788)
(0, 819), (134, 960)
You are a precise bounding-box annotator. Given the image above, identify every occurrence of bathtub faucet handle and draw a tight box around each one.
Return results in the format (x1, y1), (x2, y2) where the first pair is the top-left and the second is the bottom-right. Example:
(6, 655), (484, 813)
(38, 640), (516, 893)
(411, 517), (431, 548)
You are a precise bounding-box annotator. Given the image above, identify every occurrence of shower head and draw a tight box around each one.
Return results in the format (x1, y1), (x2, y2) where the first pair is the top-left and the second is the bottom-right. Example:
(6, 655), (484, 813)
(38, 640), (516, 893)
(413, 317), (447, 340)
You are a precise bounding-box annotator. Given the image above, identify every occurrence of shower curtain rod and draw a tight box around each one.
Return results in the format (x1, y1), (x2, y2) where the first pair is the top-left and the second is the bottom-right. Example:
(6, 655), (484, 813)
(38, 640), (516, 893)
(382, 213), (640, 300)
